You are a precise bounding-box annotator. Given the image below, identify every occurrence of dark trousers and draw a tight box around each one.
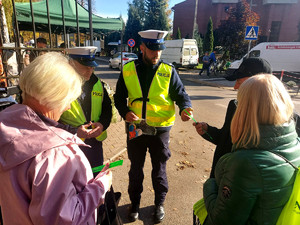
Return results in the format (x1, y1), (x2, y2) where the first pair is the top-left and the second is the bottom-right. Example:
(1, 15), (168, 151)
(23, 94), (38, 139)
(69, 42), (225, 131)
(80, 139), (104, 177)
(127, 131), (171, 206)
(200, 63), (210, 75)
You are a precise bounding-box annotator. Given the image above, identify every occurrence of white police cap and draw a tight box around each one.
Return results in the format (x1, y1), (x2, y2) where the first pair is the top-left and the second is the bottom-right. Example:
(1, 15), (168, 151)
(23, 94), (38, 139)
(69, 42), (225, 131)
(66, 46), (98, 67)
(138, 30), (168, 51)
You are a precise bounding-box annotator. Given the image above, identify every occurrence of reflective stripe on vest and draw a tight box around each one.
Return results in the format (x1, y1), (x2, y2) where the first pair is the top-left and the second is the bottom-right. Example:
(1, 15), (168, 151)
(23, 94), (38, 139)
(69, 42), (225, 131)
(123, 61), (175, 127)
(60, 80), (107, 141)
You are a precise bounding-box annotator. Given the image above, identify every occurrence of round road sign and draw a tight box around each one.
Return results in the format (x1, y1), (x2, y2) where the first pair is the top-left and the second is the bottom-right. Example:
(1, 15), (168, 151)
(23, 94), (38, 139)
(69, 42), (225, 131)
(127, 39), (135, 48)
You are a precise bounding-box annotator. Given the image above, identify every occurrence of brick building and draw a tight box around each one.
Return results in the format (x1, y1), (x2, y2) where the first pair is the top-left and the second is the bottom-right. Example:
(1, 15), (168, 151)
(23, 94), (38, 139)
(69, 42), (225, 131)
(172, 0), (300, 42)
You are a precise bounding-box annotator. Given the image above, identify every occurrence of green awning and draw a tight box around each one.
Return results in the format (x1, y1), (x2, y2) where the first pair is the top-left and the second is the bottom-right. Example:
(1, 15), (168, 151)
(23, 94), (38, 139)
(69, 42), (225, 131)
(15, 0), (123, 34)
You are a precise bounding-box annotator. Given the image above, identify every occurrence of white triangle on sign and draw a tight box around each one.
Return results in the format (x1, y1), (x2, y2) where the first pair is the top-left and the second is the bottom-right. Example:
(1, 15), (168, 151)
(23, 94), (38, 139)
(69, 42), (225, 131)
(246, 27), (257, 38)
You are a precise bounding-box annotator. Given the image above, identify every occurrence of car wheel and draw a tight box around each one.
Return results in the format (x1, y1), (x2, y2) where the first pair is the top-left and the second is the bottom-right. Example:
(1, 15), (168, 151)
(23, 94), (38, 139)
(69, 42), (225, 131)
(118, 63), (122, 71)
(109, 63), (112, 68)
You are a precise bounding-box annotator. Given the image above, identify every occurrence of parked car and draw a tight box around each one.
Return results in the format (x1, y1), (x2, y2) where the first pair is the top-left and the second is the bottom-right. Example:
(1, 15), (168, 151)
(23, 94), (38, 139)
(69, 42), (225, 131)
(109, 52), (138, 70)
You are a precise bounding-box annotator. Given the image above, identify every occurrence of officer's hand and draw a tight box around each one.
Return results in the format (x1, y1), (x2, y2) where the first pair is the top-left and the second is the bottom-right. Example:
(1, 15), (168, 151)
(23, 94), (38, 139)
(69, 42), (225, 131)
(181, 107), (193, 121)
(125, 111), (139, 122)
(86, 122), (104, 138)
(77, 122), (93, 138)
(193, 122), (208, 136)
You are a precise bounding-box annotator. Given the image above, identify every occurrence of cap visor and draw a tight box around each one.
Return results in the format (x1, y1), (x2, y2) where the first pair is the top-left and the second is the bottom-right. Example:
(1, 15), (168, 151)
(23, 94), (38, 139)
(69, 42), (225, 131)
(225, 69), (242, 81)
(145, 43), (166, 51)
(76, 59), (98, 67)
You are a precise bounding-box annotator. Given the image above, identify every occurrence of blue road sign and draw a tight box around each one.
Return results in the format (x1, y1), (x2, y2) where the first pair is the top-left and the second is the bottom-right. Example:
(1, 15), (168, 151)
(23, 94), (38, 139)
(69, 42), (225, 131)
(245, 26), (259, 40)
(127, 39), (135, 47)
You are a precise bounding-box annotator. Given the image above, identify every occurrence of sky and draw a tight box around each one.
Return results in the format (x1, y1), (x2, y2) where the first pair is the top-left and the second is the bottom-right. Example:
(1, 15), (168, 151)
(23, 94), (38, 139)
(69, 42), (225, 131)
(95, 0), (184, 22)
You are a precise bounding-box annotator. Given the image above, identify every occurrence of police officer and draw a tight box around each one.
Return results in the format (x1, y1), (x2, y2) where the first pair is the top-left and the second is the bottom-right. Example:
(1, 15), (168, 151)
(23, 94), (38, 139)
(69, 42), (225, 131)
(114, 30), (193, 223)
(59, 46), (112, 175)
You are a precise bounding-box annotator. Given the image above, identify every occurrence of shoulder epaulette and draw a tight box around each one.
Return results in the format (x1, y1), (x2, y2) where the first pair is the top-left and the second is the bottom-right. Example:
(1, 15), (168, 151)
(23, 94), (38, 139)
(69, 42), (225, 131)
(161, 60), (174, 67)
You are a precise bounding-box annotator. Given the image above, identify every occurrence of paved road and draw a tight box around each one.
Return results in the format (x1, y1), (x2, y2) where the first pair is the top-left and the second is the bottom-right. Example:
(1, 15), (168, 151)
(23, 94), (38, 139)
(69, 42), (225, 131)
(94, 57), (300, 225)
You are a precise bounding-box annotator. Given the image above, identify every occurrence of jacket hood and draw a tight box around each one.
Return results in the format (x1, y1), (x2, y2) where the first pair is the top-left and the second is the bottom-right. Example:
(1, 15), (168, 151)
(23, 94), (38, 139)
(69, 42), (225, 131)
(0, 104), (84, 172)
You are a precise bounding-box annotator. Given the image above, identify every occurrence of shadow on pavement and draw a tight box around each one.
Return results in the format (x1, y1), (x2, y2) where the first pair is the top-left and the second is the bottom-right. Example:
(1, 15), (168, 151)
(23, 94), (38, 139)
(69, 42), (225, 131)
(190, 95), (225, 100)
(118, 204), (156, 225)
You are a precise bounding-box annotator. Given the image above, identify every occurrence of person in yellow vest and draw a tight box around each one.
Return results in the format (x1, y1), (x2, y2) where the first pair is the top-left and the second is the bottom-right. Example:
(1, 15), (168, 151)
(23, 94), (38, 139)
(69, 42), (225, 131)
(59, 46), (112, 176)
(114, 30), (193, 223)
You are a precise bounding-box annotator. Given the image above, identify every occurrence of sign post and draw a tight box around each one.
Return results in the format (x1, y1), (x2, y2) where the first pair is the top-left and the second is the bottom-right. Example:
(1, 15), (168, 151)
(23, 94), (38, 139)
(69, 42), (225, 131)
(245, 26), (259, 58)
(127, 39), (135, 52)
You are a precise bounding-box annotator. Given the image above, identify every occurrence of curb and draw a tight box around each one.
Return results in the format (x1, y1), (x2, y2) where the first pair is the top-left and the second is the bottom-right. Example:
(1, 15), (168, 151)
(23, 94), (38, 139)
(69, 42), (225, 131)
(182, 77), (233, 89)
(104, 147), (127, 164)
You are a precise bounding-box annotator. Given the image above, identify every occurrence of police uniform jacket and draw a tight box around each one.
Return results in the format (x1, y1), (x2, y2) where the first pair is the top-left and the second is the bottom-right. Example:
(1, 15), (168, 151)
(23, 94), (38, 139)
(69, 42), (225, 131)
(114, 54), (192, 132)
(59, 73), (112, 168)
(203, 121), (300, 225)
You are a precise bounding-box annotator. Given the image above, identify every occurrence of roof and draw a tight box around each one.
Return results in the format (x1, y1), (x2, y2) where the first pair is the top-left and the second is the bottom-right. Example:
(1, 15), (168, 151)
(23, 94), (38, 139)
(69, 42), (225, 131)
(15, 0), (123, 34)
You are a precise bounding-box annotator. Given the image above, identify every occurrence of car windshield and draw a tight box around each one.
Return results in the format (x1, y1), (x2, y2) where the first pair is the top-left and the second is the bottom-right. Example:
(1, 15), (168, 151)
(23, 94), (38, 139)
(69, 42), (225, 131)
(123, 53), (137, 58)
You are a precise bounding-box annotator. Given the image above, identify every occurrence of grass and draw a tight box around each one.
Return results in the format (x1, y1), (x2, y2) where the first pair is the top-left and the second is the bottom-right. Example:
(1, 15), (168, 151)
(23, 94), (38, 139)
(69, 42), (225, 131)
(194, 63), (203, 70)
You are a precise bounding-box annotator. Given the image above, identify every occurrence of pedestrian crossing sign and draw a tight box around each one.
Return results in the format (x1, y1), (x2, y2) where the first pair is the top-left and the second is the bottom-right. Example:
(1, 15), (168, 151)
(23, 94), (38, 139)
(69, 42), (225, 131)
(245, 26), (259, 40)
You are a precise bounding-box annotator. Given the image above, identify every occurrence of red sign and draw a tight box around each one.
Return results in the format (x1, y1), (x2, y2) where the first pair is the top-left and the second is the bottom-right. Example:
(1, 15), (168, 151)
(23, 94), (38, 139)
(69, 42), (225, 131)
(127, 39), (135, 47)
(266, 45), (300, 50)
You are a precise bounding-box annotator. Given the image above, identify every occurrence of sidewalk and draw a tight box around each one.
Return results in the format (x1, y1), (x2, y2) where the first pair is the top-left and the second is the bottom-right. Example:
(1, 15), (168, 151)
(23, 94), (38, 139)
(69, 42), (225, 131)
(103, 117), (127, 163)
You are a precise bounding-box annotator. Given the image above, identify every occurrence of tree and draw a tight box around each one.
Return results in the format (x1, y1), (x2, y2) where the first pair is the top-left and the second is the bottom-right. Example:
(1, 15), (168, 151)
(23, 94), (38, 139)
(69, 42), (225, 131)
(176, 27), (181, 39)
(193, 24), (203, 57)
(214, 0), (259, 59)
(2, 0), (31, 40)
(203, 17), (214, 53)
(144, 0), (169, 31)
(124, 0), (145, 51)
(76, 0), (96, 12)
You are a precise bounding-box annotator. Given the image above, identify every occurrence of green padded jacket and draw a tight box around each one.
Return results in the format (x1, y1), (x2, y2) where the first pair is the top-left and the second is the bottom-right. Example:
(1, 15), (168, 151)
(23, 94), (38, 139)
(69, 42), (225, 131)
(203, 121), (300, 225)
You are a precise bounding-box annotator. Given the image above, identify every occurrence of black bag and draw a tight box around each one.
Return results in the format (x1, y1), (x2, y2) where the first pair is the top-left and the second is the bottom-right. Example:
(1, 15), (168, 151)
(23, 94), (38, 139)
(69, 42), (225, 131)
(98, 187), (123, 225)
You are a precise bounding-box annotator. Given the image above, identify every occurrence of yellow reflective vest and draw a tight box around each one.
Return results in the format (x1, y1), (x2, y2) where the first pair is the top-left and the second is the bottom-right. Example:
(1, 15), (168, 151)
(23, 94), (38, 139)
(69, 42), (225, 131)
(123, 61), (175, 127)
(60, 80), (107, 141)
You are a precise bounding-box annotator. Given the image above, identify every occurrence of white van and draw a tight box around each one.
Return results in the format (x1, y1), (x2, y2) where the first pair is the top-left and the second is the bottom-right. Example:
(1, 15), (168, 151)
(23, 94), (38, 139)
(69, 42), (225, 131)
(85, 38), (103, 56)
(228, 42), (300, 74)
(161, 39), (199, 69)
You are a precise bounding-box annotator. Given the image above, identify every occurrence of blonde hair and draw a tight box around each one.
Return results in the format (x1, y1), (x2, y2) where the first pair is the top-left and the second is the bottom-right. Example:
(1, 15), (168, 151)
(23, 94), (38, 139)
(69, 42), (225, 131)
(19, 52), (82, 112)
(231, 74), (294, 149)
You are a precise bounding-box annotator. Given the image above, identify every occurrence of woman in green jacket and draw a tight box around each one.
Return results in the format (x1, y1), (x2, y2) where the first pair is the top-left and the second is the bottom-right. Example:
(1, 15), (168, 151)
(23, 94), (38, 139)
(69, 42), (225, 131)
(203, 74), (300, 225)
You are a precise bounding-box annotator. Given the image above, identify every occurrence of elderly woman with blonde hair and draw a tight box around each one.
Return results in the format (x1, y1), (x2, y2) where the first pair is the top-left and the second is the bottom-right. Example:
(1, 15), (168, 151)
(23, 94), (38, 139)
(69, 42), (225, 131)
(203, 74), (300, 225)
(0, 52), (112, 225)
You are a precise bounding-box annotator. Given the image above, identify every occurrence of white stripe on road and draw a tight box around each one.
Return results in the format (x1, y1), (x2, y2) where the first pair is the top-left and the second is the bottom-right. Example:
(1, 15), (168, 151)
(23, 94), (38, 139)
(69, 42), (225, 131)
(215, 103), (227, 108)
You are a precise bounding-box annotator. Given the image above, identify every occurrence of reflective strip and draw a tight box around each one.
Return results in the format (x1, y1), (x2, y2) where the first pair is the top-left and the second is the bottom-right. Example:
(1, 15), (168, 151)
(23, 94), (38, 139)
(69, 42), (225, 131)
(123, 61), (175, 127)
(60, 79), (107, 141)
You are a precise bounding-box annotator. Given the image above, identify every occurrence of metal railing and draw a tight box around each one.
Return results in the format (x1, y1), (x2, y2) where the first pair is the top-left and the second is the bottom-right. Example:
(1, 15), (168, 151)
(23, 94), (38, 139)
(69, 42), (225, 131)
(0, 0), (94, 86)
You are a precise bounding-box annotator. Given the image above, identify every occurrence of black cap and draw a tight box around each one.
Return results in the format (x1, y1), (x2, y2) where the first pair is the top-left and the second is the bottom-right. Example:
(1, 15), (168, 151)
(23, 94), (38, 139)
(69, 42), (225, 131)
(225, 57), (272, 81)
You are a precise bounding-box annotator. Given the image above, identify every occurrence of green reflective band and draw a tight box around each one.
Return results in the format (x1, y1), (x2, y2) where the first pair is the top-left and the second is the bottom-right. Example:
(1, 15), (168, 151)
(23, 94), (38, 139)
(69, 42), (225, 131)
(92, 160), (124, 173)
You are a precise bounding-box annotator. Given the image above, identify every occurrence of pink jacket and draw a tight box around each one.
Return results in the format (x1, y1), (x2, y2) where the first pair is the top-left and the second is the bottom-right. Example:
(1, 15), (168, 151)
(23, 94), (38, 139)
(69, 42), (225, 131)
(0, 104), (110, 225)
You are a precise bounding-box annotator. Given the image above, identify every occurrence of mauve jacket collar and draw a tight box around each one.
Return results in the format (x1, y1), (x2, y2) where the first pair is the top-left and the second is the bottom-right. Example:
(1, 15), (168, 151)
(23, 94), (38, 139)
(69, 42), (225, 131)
(0, 104), (86, 171)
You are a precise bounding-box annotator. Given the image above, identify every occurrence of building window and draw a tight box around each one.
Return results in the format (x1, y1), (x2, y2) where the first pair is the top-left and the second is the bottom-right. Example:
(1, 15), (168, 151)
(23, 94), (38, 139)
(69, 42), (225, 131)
(269, 21), (282, 42)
